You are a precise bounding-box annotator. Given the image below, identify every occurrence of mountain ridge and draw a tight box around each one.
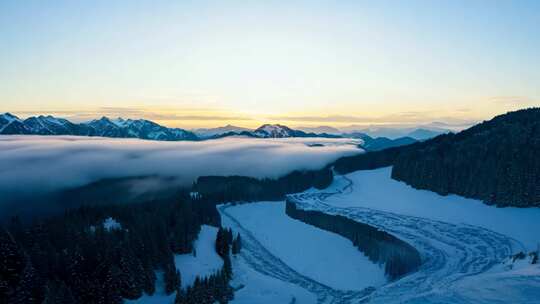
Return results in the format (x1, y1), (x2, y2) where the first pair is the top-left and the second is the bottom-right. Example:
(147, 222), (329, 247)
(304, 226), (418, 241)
(0, 113), (342, 141)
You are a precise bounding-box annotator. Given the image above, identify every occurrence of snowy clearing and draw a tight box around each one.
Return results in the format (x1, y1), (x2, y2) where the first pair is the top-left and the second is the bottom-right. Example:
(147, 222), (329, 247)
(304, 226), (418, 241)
(219, 204), (375, 304)
(222, 201), (386, 291)
(125, 225), (223, 304)
(103, 217), (122, 231)
(229, 254), (317, 304)
(286, 167), (540, 303)
(174, 225), (223, 288)
(324, 167), (540, 250)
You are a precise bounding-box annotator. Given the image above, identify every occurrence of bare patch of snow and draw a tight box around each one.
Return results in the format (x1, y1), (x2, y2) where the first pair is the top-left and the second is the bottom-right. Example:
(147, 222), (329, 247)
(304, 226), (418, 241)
(125, 225), (224, 304)
(222, 201), (387, 291)
(325, 167), (540, 250)
(174, 225), (223, 288)
(229, 254), (317, 304)
(103, 217), (122, 231)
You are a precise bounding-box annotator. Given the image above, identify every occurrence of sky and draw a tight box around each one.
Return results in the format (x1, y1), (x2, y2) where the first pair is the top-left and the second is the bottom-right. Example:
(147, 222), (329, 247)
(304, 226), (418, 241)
(1, 0), (539, 128)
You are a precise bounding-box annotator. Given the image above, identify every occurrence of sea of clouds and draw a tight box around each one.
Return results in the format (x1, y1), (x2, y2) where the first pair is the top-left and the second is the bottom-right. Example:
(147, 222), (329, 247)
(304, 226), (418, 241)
(0, 135), (361, 210)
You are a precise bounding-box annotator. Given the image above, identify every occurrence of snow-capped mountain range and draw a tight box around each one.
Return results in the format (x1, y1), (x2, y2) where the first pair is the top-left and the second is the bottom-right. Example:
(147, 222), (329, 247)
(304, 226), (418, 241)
(0, 113), (198, 141)
(338, 125), (451, 140)
(0, 112), (449, 144)
(0, 113), (339, 141)
(193, 125), (252, 139)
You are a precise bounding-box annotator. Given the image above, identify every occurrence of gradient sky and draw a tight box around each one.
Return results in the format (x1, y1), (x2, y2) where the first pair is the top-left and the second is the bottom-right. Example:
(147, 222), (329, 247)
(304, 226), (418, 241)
(1, 0), (539, 128)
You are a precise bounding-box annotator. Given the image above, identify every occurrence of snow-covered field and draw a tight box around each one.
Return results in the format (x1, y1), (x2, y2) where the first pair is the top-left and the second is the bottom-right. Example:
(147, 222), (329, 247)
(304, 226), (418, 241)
(229, 254), (317, 304)
(174, 225), (224, 288)
(323, 167), (540, 250)
(131, 166), (540, 303)
(223, 202), (385, 290)
(219, 202), (384, 304)
(286, 167), (540, 303)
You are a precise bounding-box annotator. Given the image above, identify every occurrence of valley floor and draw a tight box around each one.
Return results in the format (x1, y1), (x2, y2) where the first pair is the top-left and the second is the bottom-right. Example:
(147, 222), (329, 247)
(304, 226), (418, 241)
(129, 167), (540, 303)
(323, 167), (540, 250)
(220, 167), (540, 304)
(219, 203), (378, 304)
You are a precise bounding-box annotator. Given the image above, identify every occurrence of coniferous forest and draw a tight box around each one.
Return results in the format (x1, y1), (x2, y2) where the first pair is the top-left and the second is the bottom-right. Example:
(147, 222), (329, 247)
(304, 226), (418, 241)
(193, 168), (334, 202)
(332, 108), (540, 207)
(391, 108), (540, 207)
(0, 167), (332, 304)
(0, 191), (235, 304)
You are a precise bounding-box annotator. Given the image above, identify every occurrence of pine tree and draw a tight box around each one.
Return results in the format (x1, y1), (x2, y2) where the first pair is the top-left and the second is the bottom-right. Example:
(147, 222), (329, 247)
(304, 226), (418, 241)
(231, 234), (242, 255)
(0, 227), (24, 300)
(164, 264), (180, 295)
(12, 258), (43, 304)
(42, 280), (76, 304)
(0, 279), (9, 304)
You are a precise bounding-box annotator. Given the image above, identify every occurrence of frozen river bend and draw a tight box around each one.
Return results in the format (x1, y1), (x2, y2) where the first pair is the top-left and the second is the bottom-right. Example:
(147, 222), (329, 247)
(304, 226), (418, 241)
(220, 168), (540, 304)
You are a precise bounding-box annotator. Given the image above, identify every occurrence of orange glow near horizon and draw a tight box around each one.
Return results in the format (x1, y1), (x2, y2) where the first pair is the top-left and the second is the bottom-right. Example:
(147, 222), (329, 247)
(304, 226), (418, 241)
(1, 1), (538, 129)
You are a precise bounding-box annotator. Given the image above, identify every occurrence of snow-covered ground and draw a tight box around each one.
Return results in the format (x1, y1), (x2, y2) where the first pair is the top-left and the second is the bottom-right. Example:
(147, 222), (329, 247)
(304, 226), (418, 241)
(126, 225), (223, 304)
(219, 202), (384, 304)
(229, 254), (317, 304)
(131, 167), (540, 303)
(174, 225), (223, 288)
(90, 217), (122, 233)
(323, 167), (540, 250)
(286, 167), (540, 303)
(223, 202), (386, 291)
(450, 256), (540, 304)
(103, 217), (122, 231)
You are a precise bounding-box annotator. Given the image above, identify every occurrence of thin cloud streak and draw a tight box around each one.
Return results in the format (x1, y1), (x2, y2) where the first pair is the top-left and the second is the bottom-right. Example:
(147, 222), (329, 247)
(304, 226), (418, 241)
(268, 112), (479, 126)
(12, 107), (484, 128)
(13, 107), (255, 123)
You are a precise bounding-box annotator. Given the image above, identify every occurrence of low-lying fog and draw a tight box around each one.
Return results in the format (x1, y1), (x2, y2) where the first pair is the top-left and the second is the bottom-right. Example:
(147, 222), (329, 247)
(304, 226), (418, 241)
(0, 135), (361, 217)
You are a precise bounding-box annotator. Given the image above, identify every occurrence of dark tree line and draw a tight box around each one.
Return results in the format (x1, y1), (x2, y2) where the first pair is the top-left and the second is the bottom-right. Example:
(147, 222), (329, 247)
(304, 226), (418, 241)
(0, 190), (223, 304)
(391, 108), (540, 207)
(193, 168), (333, 202)
(286, 200), (421, 280)
(331, 108), (540, 207)
(332, 144), (414, 175)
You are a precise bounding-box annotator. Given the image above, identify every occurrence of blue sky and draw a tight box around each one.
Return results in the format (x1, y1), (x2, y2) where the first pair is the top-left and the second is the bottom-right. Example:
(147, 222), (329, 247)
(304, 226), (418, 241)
(1, 0), (539, 127)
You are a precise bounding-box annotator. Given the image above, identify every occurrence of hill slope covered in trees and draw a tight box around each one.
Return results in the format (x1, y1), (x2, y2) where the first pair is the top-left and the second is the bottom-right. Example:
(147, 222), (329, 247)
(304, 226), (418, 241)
(391, 108), (540, 207)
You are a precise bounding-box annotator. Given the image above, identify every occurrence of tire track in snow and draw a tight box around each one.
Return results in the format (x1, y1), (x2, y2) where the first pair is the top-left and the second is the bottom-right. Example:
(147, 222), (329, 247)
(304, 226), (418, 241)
(219, 204), (375, 304)
(288, 175), (522, 303)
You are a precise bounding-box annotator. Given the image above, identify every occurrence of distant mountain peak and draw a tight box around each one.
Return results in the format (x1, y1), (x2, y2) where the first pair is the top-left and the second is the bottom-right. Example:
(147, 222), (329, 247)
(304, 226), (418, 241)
(1, 112), (20, 121)
(0, 113), (23, 133)
(254, 124), (300, 138)
(1, 113), (345, 141)
(296, 125), (341, 135)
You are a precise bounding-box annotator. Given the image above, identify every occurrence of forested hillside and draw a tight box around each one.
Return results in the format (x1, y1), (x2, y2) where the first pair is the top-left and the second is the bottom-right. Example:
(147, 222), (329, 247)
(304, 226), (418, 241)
(391, 108), (540, 207)
(1, 165), (335, 303)
(193, 168), (333, 202)
(0, 192), (235, 304)
(332, 144), (415, 175)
